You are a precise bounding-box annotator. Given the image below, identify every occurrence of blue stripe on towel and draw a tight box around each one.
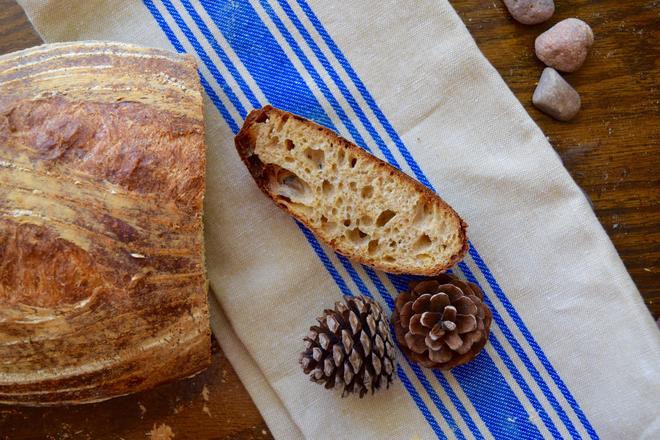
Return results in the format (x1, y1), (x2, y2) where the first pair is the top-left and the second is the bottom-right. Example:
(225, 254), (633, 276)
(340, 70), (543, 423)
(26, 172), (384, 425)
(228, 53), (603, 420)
(397, 364), (449, 440)
(458, 261), (579, 438)
(453, 350), (544, 439)
(460, 259), (591, 440)
(272, 0), (402, 170)
(179, 0), (261, 109)
(142, 1), (239, 133)
(468, 249), (598, 438)
(292, 0), (430, 186)
(368, 269), (543, 439)
(198, 0), (367, 148)
(161, 0), (248, 119)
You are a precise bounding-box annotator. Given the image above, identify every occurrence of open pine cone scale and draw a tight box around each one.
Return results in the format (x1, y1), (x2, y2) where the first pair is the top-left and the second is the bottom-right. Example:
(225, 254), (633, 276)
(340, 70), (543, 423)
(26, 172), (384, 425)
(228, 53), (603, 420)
(393, 274), (492, 370)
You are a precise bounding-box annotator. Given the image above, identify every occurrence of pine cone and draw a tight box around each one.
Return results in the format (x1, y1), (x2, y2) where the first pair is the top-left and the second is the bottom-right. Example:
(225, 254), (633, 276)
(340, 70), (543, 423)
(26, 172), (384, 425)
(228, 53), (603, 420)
(300, 295), (396, 397)
(392, 274), (492, 370)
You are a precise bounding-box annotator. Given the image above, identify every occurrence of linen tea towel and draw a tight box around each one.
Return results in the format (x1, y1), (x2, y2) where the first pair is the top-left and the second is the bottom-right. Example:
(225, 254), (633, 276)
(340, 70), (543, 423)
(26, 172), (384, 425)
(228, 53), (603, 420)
(16, 0), (660, 438)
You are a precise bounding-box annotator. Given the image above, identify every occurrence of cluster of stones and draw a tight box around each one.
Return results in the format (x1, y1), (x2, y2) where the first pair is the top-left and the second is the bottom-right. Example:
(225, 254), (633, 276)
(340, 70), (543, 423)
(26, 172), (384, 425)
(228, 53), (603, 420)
(502, 1), (594, 121)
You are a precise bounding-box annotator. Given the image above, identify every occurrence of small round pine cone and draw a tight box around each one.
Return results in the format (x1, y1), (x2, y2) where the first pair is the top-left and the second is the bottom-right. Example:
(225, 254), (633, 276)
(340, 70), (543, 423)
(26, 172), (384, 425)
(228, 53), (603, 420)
(392, 274), (492, 370)
(299, 295), (396, 397)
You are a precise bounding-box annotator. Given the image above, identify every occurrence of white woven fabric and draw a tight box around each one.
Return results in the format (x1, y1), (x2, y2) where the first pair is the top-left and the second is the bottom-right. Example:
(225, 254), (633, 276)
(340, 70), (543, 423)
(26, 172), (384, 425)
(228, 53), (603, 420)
(17, 1), (659, 438)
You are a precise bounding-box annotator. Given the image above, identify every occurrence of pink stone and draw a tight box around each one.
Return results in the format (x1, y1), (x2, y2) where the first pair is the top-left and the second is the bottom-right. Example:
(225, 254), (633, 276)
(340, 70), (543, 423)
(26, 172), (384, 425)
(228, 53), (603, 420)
(535, 18), (594, 72)
(532, 68), (581, 121)
(503, 0), (555, 25)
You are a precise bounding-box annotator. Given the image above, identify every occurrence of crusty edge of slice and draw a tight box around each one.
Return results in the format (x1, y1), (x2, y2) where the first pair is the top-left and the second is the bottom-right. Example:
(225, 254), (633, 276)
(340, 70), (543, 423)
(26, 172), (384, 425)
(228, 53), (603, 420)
(234, 105), (468, 275)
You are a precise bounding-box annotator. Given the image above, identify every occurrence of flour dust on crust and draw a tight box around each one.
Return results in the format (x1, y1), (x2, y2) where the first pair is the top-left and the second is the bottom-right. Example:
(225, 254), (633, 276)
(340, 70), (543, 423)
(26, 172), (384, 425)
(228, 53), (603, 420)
(147, 423), (175, 440)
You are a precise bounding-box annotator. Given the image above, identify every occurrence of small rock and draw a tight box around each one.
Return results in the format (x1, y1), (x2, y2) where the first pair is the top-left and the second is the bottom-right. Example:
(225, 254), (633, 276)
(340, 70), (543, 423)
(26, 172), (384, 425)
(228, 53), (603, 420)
(503, 0), (555, 25)
(532, 68), (581, 121)
(535, 18), (594, 72)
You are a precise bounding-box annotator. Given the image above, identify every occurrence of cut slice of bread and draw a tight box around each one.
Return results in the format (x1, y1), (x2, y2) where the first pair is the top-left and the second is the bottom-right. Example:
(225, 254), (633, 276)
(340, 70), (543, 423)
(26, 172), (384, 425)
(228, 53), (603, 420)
(235, 106), (468, 275)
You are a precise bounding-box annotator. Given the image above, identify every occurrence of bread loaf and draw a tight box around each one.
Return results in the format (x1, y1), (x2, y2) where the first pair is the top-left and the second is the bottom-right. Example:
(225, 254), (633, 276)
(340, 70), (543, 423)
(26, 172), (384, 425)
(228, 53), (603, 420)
(235, 106), (468, 275)
(0, 42), (211, 405)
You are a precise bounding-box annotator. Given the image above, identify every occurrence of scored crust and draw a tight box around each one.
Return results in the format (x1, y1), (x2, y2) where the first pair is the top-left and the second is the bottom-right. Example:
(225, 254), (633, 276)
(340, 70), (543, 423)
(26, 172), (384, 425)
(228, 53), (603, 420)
(0, 42), (211, 405)
(235, 106), (468, 275)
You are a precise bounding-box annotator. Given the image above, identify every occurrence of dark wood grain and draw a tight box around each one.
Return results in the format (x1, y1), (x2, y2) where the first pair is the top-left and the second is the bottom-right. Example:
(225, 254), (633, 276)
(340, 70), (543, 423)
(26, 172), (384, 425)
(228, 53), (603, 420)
(0, 0), (657, 438)
(0, 0), (39, 53)
(1, 339), (272, 440)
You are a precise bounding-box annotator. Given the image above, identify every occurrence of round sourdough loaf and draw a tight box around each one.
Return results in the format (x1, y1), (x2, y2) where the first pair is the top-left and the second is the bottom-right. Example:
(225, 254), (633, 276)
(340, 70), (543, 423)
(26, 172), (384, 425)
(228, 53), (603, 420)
(0, 42), (211, 405)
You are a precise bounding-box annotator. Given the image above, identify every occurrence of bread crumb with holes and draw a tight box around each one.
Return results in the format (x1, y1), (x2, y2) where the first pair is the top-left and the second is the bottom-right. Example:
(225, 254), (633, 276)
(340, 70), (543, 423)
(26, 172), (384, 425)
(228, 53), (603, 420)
(235, 106), (468, 275)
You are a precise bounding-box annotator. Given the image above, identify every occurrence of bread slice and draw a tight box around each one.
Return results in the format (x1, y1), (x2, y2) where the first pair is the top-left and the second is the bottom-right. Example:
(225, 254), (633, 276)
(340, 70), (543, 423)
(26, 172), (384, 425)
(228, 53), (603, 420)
(235, 106), (468, 275)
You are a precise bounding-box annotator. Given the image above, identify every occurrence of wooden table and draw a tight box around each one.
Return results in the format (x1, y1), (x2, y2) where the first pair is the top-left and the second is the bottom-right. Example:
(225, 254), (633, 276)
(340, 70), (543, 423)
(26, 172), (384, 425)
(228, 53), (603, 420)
(1, 0), (657, 438)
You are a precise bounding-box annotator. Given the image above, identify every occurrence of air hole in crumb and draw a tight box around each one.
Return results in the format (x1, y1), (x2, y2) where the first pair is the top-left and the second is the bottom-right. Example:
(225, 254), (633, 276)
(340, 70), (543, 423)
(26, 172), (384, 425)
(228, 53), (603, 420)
(360, 215), (373, 226)
(383, 255), (395, 262)
(413, 234), (433, 251)
(304, 147), (324, 169)
(337, 149), (346, 165)
(320, 216), (337, 234)
(350, 157), (358, 168)
(322, 180), (334, 196)
(265, 165), (312, 205)
(347, 227), (368, 244)
(274, 114), (290, 131)
(336, 197), (343, 206)
(285, 156), (294, 162)
(368, 239), (379, 255)
(285, 139), (295, 151)
(412, 199), (433, 227)
(343, 219), (351, 227)
(376, 210), (396, 227)
(361, 186), (373, 198)
(415, 253), (433, 263)
(322, 220), (338, 234)
(349, 181), (357, 191)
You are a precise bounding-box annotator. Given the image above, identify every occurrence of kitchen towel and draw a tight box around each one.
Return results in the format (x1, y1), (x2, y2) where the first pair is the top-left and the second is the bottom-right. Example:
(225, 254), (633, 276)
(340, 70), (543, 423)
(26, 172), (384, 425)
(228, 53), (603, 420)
(16, 0), (660, 438)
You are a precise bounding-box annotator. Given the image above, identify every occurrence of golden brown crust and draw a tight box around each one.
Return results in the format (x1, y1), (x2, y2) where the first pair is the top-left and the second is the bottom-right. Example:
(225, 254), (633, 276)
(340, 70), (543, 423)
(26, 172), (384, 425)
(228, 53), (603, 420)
(0, 42), (210, 405)
(235, 106), (468, 276)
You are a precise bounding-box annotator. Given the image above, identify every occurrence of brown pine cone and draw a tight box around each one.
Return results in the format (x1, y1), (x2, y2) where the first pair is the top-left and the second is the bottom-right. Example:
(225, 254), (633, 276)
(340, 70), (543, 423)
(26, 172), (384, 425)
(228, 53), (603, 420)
(392, 274), (492, 370)
(299, 295), (396, 397)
